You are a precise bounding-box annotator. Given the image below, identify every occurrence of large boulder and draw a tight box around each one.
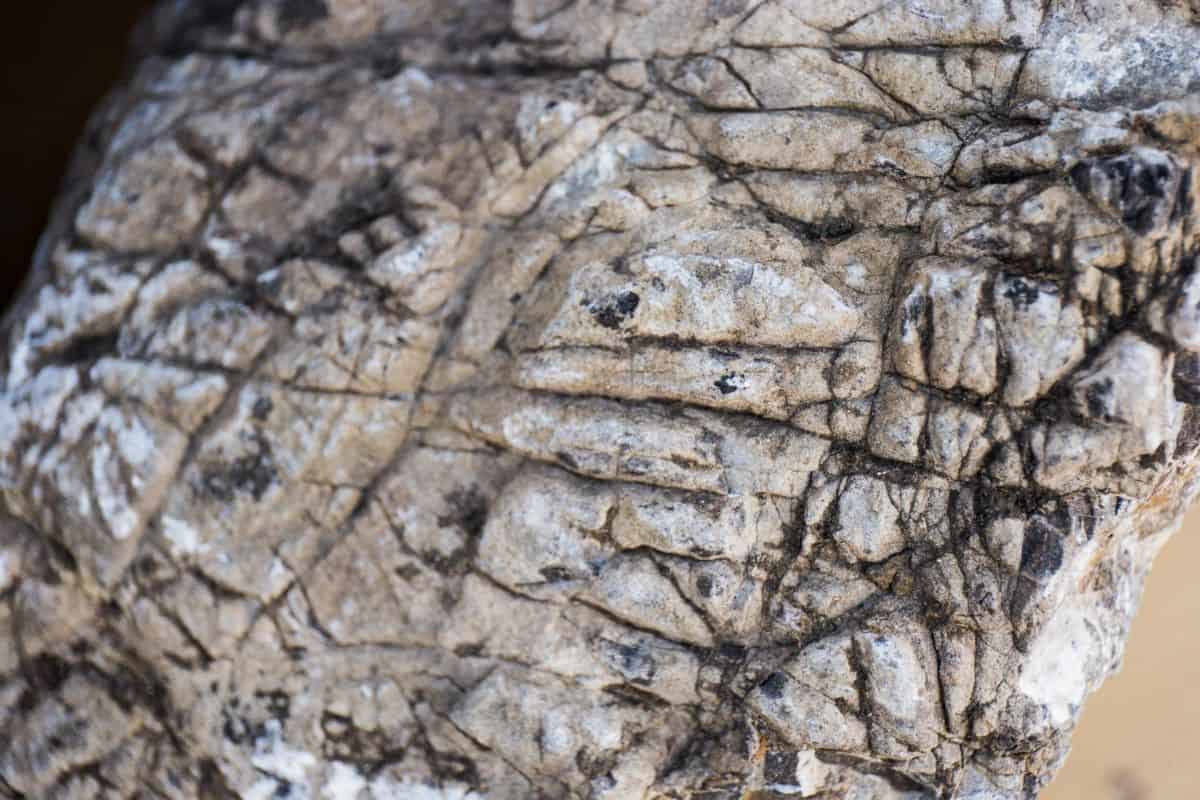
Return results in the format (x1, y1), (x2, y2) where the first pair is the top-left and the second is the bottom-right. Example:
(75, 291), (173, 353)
(2, 2), (1200, 797)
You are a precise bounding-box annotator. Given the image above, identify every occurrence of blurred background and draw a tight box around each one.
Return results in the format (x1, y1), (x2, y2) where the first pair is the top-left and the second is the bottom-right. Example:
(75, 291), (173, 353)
(0, 1), (154, 309)
(0, 4), (1197, 798)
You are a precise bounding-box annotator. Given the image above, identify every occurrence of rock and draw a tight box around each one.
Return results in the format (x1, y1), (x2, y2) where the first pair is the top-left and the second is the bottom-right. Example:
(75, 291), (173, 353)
(2, 1), (1200, 797)
(748, 671), (869, 752)
(831, 476), (906, 562)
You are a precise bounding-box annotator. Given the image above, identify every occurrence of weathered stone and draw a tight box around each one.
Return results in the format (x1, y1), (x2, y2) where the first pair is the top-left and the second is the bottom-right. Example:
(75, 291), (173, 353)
(2, 2), (1199, 798)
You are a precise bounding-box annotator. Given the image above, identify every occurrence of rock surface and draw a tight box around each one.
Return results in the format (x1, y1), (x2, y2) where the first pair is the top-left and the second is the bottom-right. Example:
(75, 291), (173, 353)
(2, 1), (1200, 798)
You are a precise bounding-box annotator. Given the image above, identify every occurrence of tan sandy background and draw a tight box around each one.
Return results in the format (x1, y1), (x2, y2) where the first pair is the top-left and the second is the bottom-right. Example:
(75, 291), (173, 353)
(1044, 507), (1200, 799)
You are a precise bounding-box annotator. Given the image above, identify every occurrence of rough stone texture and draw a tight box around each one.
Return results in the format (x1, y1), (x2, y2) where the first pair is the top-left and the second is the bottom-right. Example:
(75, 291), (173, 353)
(2, 1), (1200, 798)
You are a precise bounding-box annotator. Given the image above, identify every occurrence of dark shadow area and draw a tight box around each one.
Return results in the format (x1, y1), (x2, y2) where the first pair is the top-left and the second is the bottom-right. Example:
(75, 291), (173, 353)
(0, 1), (157, 310)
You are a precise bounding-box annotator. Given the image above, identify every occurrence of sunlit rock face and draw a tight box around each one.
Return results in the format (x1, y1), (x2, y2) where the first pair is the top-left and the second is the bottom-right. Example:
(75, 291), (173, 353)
(2, 1), (1200, 798)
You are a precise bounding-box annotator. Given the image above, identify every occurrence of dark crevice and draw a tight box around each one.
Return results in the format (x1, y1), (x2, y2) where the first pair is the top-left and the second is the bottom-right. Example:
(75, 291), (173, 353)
(37, 332), (119, 370)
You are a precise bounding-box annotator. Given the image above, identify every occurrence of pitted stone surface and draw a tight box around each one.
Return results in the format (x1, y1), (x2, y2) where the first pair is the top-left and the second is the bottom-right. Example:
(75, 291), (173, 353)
(2, 2), (1200, 798)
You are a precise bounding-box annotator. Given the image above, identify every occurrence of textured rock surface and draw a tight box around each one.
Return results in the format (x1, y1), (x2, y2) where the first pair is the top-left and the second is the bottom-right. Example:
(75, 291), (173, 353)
(2, 1), (1200, 798)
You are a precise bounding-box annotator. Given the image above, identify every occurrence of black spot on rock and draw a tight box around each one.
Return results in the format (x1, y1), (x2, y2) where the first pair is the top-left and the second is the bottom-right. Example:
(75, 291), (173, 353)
(1171, 168), (1193, 223)
(430, 752), (481, 788)
(17, 653), (72, 712)
(278, 0), (329, 30)
(807, 217), (856, 240)
(158, 0), (249, 55)
(255, 689), (291, 722)
(1175, 352), (1200, 405)
(279, 172), (408, 268)
(44, 332), (118, 369)
(417, 487), (490, 575)
(1071, 153), (1177, 235)
(764, 208), (856, 241)
(696, 573), (715, 597)
(714, 374), (740, 395)
(202, 439), (278, 502)
(1068, 160), (1094, 196)
(198, 758), (237, 799)
(1003, 278), (1040, 310)
(1020, 519), (1064, 578)
(1174, 406), (1200, 457)
(981, 165), (1030, 185)
(1084, 377), (1115, 420)
(251, 397), (273, 421)
(370, 50), (408, 80)
(394, 563), (422, 581)
(759, 672), (787, 700)
(454, 643), (484, 658)
(439, 486), (489, 538)
(576, 747), (620, 779)
(101, 653), (174, 718)
(707, 0), (749, 20)
(900, 294), (928, 337)
(719, 643), (746, 661)
(1181, 248), (1198, 278)
(137, 555), (160, 578)
(613, 643), (656, 684)
(584, 291), (640, 329)
(764, 751), (800, 784)
(539, 566), (573, 583)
